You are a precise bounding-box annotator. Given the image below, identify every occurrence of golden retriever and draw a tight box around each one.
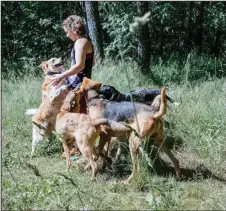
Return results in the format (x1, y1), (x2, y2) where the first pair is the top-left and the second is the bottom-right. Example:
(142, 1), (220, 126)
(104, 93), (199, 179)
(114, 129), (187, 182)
(25, 57), (70, 154)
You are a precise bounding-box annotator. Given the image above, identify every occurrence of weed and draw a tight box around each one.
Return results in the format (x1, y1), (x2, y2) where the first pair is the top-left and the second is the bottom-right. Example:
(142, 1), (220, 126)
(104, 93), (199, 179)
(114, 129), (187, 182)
(2, 58), (226, 210)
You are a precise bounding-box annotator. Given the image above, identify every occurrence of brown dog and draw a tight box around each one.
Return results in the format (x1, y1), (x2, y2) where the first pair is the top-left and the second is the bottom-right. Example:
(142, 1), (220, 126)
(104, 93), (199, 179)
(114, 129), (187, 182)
(55, 89), (134, 179)
(78, 77), (180, 184)
(107, 94), (162, 162)
(25, 57), (70, 154)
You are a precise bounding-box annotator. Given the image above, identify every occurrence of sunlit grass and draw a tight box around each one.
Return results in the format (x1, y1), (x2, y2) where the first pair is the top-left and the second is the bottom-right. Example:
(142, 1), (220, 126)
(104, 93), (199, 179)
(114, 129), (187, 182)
(2, 58), (226, 210)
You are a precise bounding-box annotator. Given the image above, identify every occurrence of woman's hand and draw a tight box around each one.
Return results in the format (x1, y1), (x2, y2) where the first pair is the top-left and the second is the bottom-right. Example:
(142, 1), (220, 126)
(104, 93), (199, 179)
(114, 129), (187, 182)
(51, 74), (65, 86)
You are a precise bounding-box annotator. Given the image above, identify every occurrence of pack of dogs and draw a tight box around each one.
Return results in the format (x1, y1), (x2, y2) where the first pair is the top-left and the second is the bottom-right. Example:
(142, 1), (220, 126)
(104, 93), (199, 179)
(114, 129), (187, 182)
(25, 57), (181, 183)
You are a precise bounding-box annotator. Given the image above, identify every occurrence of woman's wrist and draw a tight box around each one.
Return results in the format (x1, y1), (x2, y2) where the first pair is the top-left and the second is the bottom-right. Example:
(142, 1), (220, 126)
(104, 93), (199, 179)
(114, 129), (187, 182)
(64, 66), (80, 78)
(61, 70), (71, 79)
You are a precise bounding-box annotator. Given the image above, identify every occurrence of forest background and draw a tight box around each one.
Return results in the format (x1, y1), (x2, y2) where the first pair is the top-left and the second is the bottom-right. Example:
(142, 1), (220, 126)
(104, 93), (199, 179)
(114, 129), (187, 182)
(2, 1), (226, 210)
(2, 1), (226, 80)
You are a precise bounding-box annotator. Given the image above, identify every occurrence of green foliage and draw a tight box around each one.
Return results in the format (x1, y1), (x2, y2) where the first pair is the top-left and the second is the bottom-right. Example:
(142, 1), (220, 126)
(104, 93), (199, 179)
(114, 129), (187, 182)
(99, 2), (137, 58)
(2, 2), (226, 79)
(1, 1), (82, 77)
(2, 2), (226, 209)
(150, 52), (225, 86)
(35, 135), (62, 156)
(2, 58), (226, 209)
(93, 52), (225, 87)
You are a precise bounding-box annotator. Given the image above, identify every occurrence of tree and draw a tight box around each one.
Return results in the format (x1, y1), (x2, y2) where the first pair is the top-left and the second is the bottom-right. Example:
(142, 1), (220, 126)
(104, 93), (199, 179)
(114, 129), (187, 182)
(194, 2), (205, 52)
(85, 1), (104, 60)
(137, 1), (151, 73)
(183, 1), (194, 53)
(210, 2), (226, 57)
(2, 1), (225, 79)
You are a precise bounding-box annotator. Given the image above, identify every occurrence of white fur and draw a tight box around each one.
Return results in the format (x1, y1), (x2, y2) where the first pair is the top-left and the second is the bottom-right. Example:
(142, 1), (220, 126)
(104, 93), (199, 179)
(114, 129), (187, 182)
(25, 109), (38, 116)
(173, 102), (181, 106)
(48, 82), (69, 102)
(31, 125), (44, 154)
(74, 130), (82, 140)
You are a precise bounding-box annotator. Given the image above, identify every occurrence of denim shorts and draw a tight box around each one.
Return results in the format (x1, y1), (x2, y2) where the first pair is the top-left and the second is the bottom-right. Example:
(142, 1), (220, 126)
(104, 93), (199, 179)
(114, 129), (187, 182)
(66, 72), (85, 89)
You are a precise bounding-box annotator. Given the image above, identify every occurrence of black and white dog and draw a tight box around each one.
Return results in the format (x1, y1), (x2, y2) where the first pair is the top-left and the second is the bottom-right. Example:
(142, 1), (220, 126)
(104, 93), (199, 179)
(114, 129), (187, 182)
(99, 85), (181, 105)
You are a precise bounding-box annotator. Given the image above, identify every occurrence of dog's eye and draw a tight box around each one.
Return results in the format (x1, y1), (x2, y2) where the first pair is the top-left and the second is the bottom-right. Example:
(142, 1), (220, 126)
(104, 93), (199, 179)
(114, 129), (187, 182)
(49, 59), (55, 63)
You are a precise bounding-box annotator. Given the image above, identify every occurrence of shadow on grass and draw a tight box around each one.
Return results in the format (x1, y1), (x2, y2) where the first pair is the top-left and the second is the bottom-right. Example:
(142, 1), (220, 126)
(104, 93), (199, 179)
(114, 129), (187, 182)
(164, 135), (184, 150)
(101, 137), (226, 185)
(151, 153), (226, 184)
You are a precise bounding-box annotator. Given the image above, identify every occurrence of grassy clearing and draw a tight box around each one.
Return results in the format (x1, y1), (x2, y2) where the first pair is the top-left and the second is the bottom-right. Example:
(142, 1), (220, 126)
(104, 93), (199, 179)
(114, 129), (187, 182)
(2, 60), (226, 210)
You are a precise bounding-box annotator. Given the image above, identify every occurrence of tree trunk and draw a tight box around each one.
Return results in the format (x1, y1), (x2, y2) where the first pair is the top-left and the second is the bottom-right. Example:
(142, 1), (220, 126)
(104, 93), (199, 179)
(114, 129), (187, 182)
(85, 1), (104, 60)
(79, 2), (87, 23)
(211, 28), (222, 57)
(137, 1), (151, 73)
(195, 2), (205, 52)
(183, 1), (193, 53)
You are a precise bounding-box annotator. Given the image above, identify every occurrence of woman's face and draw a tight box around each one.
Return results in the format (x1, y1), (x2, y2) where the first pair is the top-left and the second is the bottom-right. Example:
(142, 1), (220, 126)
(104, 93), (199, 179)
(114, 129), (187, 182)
(63, 27), (78, 41)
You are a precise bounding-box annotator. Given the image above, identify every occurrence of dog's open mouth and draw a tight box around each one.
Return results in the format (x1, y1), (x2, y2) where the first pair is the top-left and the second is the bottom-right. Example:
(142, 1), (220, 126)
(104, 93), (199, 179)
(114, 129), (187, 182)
(54, 63), (63, 67)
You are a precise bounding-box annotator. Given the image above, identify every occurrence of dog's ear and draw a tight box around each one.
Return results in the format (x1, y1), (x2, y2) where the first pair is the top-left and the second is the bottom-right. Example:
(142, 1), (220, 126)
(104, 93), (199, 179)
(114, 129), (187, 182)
(94, 82), (102, 91)
(81, 77), (102, 91)
(39, 62), (49, 74)
(79, 77), (89, 93)
(77, 78), (87, 94)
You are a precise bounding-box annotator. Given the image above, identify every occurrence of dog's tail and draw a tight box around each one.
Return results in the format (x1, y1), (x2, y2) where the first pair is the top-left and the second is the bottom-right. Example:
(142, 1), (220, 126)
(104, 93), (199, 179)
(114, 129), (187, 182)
(153, 88), (166, 119)
(92, 118), (133, 132)
(25, 108), (38, 116)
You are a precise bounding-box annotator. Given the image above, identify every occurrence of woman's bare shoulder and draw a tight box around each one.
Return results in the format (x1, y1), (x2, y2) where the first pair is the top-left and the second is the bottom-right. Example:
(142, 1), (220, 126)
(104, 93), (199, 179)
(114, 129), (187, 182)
(75, 38), (92, 48)
(75, 38), (92, 53)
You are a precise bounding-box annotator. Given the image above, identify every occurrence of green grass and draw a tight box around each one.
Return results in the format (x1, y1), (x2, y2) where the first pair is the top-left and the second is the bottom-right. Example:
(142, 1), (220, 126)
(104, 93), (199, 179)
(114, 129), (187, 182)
(2, 60), (226, 210)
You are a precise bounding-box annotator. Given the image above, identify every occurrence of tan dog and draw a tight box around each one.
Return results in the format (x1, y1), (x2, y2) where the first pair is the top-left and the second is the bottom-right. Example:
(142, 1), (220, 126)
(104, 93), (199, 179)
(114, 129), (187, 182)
(107, 94), (162, 162)
(79, 78), (180, 184)
(25, 57), (70, 154)
(55, 89), (134, 179)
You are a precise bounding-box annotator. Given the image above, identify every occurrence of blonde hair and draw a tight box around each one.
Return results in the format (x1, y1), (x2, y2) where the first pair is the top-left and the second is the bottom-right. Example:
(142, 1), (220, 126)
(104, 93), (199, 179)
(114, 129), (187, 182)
(62, 15), (86, 36)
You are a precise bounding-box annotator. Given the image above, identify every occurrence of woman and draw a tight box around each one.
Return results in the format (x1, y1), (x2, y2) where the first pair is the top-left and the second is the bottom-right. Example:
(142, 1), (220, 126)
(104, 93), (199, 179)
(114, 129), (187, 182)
(51, 15), (94, 113)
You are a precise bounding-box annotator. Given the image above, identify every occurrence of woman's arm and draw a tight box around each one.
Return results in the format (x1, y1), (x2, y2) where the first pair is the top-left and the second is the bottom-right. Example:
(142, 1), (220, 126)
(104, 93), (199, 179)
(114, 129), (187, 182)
(51, 39), (87, 86)
(61, 39), (86, 78)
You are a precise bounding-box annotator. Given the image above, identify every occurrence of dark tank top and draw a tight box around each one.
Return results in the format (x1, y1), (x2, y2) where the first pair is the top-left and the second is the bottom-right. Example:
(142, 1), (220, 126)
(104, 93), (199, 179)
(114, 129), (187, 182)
(67, 35), (94, 114)
(67, 35), (94, 87)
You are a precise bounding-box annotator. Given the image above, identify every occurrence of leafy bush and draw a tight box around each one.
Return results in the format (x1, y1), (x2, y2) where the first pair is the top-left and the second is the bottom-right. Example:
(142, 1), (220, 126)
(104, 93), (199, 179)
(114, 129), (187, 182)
(100, 2), (137, 58)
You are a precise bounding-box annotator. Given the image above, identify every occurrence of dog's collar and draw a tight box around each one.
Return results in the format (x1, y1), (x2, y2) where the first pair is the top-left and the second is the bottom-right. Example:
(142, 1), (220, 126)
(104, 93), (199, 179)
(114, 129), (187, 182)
(47, 71), (61, 76)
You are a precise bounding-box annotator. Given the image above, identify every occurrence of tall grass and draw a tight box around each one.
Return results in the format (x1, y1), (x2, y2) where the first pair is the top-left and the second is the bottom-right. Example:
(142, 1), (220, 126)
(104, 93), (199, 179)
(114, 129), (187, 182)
(2, 56), (226, 210)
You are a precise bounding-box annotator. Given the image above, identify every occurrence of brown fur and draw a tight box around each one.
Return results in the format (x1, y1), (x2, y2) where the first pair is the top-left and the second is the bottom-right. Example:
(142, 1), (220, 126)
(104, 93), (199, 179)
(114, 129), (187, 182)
(79, 77), (180, 183)
(28, 57), (70, 154)
(55, 90), (134, 179)
(61, 147), (81, 159)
